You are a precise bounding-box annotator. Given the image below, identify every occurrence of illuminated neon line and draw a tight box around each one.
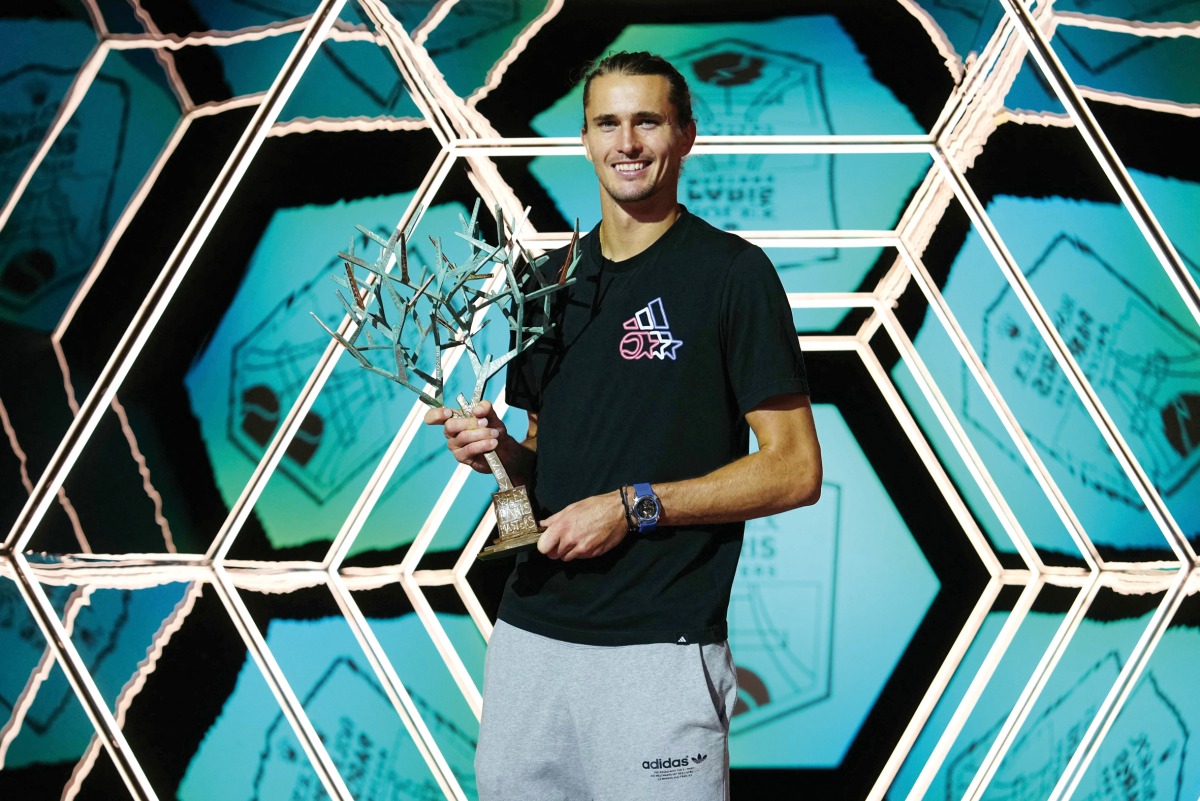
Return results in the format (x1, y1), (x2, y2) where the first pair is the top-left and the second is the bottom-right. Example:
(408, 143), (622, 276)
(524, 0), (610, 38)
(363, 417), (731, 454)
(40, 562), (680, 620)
(8, 554), (159, 800)
(62, 582), (202, 799)
(448, 389), (514, 642)
(109, 397), (176, 553)
(453, 507), (498, 641)
(795, 335), (860, 352)
(397, 445), (483, 578)
(898, 34), (1108, 571)
(326, 574), (469, 801)
(932, 150), (1195, 564)
(395, 569), (483, 719)
(746, 232), (899, 248)
(55, 110), (196, 339)
(18, 557), (212, 588)
(101, 17), (375, 50)
(0, 586), (91, 769)
(1000, 0), (1200, 331)
(892, 0), (966, 83)
(79, 0), (107, 35)
(785, 292), (879, 308)
(378, 387), (522, 721)
(209, 564), (355, 801)
(866, 576), (1006, 799)
(855, 308), (886, 343)
(203, 154), (449, 563)
(959, 575), (1102, 801)
(410, 0), (460, 47)
(468, 0), (568, 106)
(7, 0), (351, 555)
(464, 196), (900, 269)
(126, 0), (195, 111)
(0, 45), (107, 235)
(28, 339), (96, 553)
(318, 232), (538, 716)
(189, 93), (266, 118)
(0, 398), (33, 494)
(1076, 86), (1200, 118)
(322, 400), (432, 569)
(53, 489), (90, 554)
(892, 166), (949, 253)
(320, 185), (535, 572)
(458, 134), (937, 147)
(362, 5), (500, 142)
(1048, 569), (1193, 800)
(411, 569), (455, 585)
(204, 151), (451, 565)
(995, 109), (1075, 127)
(268, 116), (431, 136)
(897, 577), (1046, 801)
(1053, 11), (1200, 37)
(855, 340), (1001, 572)
(877, 307), (1039, 572)
(360, 0), (461, 146)
(930, 12), (1021, 140)
(447, 137), (936, 159)
(896, 231), (1101, 570)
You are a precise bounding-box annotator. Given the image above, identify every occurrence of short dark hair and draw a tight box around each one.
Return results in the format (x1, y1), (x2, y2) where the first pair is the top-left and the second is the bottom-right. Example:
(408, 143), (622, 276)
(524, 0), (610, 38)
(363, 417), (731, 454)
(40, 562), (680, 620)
(581, 51), (694, 130)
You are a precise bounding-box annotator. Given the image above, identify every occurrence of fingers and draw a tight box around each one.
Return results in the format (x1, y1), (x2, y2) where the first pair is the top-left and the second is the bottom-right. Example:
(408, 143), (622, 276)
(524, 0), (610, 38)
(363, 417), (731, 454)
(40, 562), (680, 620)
(536, 527), (557, 557)
(422, 405), (453, 426)
(424, 401), (506, 472)
(537, 517), (606, 562)
(473, 400), (501, 430)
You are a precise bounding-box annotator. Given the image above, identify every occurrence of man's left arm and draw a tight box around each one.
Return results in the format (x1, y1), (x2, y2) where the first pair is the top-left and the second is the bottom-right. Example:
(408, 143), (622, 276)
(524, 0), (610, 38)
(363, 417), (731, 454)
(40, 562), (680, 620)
(537, 392), (821, 561)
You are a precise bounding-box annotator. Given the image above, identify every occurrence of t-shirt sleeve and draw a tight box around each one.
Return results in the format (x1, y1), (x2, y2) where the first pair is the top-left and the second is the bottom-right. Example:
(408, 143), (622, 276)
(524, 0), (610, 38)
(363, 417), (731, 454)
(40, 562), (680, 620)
(720, 246), (810, 415)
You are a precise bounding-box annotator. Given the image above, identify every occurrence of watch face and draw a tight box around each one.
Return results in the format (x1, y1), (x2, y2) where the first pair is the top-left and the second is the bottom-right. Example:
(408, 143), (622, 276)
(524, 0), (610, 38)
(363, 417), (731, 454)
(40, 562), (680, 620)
(633, 497), (658, 520)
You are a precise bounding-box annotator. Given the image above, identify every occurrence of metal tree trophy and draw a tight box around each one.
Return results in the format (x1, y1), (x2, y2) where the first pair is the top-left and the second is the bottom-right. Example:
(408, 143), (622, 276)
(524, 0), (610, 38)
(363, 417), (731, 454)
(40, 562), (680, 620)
(315, 201), (578, 559)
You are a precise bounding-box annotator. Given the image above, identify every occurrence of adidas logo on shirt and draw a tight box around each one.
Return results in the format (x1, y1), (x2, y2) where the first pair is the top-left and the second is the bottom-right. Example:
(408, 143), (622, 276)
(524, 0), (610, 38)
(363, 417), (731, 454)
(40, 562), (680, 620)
(619, 297), (683, 361)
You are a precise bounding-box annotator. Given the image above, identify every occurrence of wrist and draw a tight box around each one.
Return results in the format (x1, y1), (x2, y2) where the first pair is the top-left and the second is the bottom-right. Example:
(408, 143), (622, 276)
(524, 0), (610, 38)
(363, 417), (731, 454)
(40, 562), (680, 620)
(625, 483), (661, 534)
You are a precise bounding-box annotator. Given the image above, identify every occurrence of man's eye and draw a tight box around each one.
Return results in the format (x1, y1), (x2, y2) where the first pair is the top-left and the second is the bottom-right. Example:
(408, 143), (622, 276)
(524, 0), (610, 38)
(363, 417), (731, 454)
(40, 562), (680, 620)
(598, 121), (617, 131)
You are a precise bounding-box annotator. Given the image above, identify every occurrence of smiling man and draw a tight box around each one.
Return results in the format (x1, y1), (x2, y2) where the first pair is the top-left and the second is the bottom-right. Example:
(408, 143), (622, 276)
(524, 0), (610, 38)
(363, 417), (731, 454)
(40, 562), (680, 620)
(426, 52), (822, 800)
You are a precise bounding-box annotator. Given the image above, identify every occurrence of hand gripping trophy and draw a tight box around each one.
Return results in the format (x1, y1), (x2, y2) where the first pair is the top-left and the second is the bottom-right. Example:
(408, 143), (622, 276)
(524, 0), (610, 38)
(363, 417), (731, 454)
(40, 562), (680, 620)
(314, 201), (578, 559)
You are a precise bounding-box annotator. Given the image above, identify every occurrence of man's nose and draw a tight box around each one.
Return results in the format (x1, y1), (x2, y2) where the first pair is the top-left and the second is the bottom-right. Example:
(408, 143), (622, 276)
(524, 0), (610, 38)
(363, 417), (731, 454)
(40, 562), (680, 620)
(618, 124), (641, 154)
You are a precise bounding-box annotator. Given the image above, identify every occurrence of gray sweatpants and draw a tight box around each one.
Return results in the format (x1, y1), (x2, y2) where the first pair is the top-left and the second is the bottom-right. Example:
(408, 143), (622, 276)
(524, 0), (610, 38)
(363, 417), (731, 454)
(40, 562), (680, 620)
(475, 621), (736, 801)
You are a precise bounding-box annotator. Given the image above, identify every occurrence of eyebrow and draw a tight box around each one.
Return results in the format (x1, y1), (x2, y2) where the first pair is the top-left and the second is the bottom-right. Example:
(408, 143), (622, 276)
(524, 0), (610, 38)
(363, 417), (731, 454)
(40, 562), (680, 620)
(590, 111), (669, 124)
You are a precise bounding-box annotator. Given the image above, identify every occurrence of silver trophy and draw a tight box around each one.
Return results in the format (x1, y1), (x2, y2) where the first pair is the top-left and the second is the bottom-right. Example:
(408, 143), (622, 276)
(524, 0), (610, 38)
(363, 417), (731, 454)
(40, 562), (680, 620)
(315, 201), (578, 559)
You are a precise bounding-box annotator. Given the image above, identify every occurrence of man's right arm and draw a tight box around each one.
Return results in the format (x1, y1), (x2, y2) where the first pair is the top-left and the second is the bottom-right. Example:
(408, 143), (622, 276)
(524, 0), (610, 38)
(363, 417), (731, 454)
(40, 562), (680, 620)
(422, 402), (538, 487)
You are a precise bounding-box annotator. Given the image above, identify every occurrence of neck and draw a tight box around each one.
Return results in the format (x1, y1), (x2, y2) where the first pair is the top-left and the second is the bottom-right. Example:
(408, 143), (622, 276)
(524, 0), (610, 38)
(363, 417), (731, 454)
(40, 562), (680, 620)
(597, 196), (682, 262)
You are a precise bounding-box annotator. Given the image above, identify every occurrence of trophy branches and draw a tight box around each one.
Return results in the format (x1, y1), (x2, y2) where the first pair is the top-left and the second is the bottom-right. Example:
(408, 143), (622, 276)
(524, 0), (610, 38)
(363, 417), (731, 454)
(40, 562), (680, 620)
(313, 200), (579, 558)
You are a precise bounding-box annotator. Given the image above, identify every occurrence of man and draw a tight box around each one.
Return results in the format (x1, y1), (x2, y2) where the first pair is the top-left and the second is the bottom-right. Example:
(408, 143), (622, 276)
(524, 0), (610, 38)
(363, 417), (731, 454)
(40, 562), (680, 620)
(425, 51), (822, 800)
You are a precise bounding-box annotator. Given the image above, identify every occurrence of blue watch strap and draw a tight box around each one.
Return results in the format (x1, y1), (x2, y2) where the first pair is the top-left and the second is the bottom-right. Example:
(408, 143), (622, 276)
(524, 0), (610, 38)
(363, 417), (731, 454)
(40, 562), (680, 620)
(632, 482), (659, 534)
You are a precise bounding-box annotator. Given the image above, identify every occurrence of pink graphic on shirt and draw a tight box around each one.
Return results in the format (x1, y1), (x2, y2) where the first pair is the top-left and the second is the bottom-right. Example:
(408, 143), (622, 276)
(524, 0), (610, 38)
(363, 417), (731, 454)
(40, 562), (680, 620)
(619, 297), (683, 360)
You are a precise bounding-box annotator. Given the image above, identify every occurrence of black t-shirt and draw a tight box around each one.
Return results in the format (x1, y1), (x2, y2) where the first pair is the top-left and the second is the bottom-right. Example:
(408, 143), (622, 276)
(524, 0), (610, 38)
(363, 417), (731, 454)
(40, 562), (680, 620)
(502, 208), (808, 646)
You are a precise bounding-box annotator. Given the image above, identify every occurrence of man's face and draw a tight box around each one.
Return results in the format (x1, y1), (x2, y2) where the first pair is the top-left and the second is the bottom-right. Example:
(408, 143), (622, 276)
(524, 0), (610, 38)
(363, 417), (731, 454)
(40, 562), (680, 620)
(581, 73), (696, 208)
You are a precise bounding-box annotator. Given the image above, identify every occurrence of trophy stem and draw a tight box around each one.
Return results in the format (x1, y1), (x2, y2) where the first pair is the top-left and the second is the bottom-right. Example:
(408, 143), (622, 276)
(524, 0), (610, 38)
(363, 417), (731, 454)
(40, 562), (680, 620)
(483, 450), (513, 492)
(454, 392), (540, 559)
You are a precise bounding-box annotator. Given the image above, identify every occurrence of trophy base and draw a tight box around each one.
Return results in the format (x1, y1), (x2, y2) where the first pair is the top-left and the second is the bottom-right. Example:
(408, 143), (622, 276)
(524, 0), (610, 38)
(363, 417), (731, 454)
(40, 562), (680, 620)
(477, 529), (541, 560)
(477, 486), (543, 561)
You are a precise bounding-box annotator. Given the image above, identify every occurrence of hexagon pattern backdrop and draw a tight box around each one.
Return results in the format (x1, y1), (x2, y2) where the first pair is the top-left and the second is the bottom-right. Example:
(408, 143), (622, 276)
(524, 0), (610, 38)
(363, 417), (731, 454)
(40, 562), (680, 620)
(1, 1), (1198, 799)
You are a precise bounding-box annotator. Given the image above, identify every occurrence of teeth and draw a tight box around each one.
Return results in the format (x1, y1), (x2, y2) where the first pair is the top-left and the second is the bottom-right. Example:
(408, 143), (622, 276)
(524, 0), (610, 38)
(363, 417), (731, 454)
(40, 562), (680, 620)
(615, 163), (645, 172)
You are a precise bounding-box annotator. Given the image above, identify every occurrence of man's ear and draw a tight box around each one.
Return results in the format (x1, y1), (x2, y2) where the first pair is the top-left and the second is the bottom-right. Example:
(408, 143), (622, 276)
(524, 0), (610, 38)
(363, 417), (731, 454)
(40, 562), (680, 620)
(681, 120), (697, 156)
(581, 126), (593, 163)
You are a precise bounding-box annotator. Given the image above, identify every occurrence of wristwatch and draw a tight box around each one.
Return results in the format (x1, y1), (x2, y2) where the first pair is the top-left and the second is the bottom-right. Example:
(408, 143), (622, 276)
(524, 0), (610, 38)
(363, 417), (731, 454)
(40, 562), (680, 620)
(630, 482), (661, 534)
